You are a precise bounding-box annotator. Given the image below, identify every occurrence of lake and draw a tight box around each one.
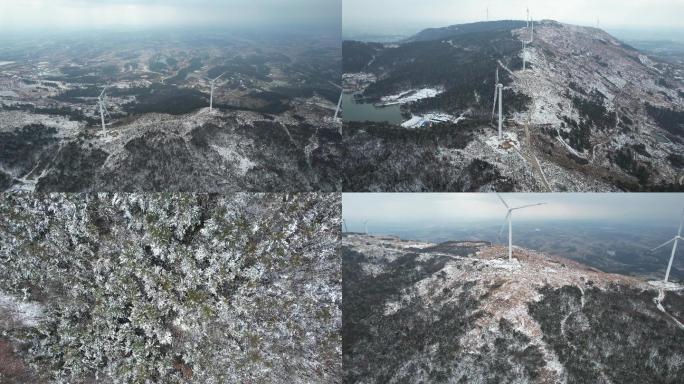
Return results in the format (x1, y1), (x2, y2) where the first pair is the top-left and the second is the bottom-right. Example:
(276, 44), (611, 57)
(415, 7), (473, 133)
(341, 92), (404, 125)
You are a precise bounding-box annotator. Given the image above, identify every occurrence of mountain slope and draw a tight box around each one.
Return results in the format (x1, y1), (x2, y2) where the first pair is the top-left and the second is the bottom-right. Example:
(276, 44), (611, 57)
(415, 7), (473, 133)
(404, 20), (528, 43)
(0, 109), (342, 192)
(342, 234), (684, 383)
(342, 20), (684, 191)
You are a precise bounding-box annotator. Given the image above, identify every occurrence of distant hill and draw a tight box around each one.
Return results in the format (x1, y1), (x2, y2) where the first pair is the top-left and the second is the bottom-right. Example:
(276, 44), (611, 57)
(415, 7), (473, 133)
(342, 20), (684, 192)
(404, 20), (528, 42)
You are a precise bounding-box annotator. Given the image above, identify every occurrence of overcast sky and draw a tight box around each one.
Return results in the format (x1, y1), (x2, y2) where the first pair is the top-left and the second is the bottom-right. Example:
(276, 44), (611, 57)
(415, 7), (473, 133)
(343, 0), (684, 36)
(343, 193), (684, 226)
(0, 0), (341, 31)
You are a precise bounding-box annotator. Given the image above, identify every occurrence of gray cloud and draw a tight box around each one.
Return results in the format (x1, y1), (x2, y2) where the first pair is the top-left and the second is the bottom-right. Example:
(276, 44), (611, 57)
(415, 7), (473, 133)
(0, 0), (341, 31)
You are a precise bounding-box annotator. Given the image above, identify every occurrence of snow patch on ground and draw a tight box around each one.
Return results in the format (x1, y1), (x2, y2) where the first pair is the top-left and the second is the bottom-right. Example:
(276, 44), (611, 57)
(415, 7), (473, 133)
(483, 258), (522, 271)
(485, 132), (521, 153)
(380, 87), (444, 106)
(400, 242), (434, 249)
(0, 110), (84, 135)
(210, 144), (255, 176)
(648, 281), (684, 291)
(401, 112), (466, 128)
(0, 292), (43, 327)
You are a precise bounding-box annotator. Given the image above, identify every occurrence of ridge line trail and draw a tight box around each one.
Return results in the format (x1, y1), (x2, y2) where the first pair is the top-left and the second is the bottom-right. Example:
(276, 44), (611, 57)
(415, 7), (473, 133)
(516, 75), (552, 192)
(654, 289), (684, 330)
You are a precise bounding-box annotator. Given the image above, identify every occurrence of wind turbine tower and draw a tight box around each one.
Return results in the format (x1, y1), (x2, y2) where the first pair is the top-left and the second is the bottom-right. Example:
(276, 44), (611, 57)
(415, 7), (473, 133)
(364, 220), (369, 235)
(530, 15), (534, 43)
(491, 68), (499, 120)
(652, 208), (684, 283)
(523, 10), (535, 70)
(334, 86), (343, 120)
(97, 87), (110, 133)
(486, 6), (489, 21)
(497, 193), (546, 261)
(497, 83), (503, 139)
(491, 68), (504, 139)
(209, 72), (226, 112)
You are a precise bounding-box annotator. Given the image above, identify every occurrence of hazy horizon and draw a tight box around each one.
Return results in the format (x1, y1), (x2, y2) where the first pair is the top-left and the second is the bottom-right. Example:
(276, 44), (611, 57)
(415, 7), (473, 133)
(343, 193), (684, 229)
(343, 0), (684, 41)
(0, 0), (341, 32)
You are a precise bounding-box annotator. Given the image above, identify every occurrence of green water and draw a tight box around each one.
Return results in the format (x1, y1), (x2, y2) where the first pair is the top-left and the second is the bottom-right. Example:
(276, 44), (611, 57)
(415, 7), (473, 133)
(341, 92), (404, 125)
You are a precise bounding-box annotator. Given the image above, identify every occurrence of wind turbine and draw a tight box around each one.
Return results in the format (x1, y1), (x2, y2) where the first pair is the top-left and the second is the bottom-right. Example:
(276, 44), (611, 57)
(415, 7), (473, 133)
(343, 219), (348, 233)
(208, 72), (226, 112)
(651, 209), (684, 283)
(486, 6), (489, 21)
(98, 87), (111, 133)
(490, 68), (504, 139)
(497, 193), (546, 261)
(522, 9), (534, 71)
(364, 220), (369, 235)
(530, 15), (534, 43)
(491, 68), (499, 121)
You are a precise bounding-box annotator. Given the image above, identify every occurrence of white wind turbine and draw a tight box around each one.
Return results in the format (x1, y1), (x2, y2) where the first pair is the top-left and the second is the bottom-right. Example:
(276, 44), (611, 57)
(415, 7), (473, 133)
(364, 220), (369, 235)
(651, 209), (684, 283)
(490, 68), (504, 139)
(491, 68), (499, 122)
(343, 219), (348, 233)
(497, 193), (546, 261)
(97, 87), (111, 133)
(207, 72), (226, 112)
(530, 13), (534, 43)
(522, 9), (534, 71)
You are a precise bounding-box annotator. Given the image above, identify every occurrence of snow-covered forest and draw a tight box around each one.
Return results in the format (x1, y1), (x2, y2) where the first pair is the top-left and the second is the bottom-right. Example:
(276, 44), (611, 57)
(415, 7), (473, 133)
(0, 193), (341, 383)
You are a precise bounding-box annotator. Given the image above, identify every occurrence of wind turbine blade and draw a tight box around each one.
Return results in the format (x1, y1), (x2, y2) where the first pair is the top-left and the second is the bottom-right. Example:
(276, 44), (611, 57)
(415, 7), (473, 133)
(677, 208), (684, 237)
(498, 212), (511, 239)
(496, 193), (509, 209)
(652, 237), (676, 252)
(512, 203), (547, 211)
(99, 87), (106, 98)
(213, 72), (227, 82)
